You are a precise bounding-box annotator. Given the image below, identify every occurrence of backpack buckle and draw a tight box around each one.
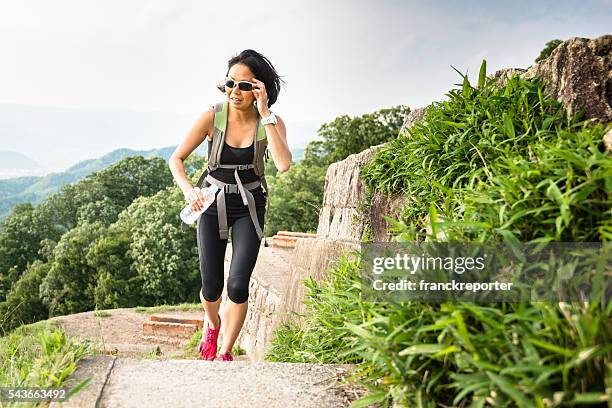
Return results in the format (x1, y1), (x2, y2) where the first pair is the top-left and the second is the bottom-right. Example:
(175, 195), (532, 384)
(236, 164), (252, 170)
(224, 184), (238, 194)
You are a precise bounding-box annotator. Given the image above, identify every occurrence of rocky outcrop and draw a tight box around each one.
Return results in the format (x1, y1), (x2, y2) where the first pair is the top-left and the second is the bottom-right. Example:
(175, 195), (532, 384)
(261, 35), (612, 360)
(523, 35), (612, 123)
(316, 146), (382, 242)
(318, 35), (612, 245)
(490, 68), (527, 87)
(399, 106), (428, 137)
(605, 127), (612, 151)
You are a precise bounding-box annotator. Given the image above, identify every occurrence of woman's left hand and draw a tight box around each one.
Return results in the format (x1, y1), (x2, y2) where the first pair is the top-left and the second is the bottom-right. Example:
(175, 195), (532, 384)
(251, 77), (270, 117)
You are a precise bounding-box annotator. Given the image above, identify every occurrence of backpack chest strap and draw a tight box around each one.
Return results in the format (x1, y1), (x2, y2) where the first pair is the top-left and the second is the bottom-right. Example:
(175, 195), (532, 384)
(217, 164), (255, 171)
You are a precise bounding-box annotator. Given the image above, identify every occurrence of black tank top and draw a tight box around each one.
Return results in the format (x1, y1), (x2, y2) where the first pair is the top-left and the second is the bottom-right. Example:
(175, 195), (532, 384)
(207, 139), (259, 183)
(203, 139), (266, 218)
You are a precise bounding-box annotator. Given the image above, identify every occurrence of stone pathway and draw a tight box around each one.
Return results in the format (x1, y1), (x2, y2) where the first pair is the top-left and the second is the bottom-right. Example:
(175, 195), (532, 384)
(51, 356), (365, 408)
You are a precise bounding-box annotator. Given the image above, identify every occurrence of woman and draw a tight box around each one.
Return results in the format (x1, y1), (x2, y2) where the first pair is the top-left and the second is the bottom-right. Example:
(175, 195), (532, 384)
(168, 49), (291, 361)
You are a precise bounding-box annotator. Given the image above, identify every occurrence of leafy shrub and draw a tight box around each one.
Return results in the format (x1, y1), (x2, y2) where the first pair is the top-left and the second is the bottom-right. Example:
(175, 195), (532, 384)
(266, 254), (367, 364)
(0, 323), (94, 393)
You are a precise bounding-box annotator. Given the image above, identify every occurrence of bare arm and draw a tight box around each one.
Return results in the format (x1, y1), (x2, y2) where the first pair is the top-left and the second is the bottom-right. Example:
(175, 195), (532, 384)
(168, 107), (214, 210)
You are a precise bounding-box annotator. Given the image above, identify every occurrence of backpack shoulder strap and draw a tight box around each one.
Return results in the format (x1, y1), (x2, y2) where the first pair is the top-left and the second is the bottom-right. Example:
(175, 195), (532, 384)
(208, 101), (228, 171)
(213, 101), (228, 133)
(256, 119), (267, 141)
(195, 102), (227, 189)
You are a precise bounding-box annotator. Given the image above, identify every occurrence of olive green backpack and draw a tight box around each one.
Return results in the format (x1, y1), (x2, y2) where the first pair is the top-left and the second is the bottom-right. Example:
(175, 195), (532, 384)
(188, 100), (271, 246)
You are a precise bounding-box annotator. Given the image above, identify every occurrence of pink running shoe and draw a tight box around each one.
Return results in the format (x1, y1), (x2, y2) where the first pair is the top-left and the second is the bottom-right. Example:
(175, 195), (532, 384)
(218, 351), (233, 361)
(198, 313), (221, 361)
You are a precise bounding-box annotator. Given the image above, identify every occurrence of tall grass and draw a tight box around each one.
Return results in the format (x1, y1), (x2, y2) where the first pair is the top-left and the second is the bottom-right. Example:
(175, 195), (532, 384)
(0, 322), (95, 407)
(360, 66), (607, 239)
(266, 253), (368, 364)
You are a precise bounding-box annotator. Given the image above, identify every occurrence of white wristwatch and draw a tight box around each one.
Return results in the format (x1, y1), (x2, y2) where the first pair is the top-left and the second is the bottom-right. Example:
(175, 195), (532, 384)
(261, 111), (277, 126)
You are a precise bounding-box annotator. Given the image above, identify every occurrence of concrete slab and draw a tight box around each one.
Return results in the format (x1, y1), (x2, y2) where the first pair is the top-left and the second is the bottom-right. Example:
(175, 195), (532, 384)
(49, 355), (116, 408)
(99, 358), (358, 408)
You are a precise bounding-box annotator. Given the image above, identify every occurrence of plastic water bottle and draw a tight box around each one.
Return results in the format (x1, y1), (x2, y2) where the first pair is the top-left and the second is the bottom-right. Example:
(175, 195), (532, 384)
(180, 184), (220, 224)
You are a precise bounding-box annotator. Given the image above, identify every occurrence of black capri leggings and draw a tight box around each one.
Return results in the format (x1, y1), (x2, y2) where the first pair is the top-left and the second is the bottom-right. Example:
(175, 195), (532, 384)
(196, 209), (265, 304)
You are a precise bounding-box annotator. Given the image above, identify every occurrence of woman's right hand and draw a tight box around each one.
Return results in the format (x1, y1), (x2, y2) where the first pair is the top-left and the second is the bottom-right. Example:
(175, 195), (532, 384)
(184, 186), (206, 212)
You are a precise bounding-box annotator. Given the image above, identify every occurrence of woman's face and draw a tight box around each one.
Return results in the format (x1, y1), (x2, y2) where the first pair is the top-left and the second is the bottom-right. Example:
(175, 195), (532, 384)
(225, 63), (256, 109)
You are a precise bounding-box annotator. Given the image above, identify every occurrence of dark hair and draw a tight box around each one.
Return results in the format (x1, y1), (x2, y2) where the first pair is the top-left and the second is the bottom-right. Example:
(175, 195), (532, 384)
(216, 49), (285, 107)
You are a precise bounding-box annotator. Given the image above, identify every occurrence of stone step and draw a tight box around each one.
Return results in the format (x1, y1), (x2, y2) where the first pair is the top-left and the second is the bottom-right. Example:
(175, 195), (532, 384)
(150, 314), (204, 330)
(271, 235), (298, 249)
(142, 321), (198, 338)
(275, 231), (317, 238)
(101, 343), (163, 356)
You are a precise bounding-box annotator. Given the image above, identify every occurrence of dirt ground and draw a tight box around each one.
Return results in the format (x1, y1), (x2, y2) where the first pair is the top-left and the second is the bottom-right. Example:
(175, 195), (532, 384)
(49, 307), (213, 359)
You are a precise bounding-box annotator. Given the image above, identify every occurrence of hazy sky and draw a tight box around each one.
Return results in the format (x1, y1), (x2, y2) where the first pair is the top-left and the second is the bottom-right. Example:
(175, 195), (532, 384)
(0, 0), (610, 169)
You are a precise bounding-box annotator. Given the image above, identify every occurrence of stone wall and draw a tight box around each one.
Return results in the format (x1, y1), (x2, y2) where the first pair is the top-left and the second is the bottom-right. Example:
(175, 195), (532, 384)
(316, 146), (380, 242)
(277, 238), (360, 325)
(226, 270), (284, 361)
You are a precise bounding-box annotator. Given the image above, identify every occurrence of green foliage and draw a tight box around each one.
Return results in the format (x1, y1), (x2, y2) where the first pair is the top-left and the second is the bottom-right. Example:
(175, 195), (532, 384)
(0, 156), (173, 296)
(89, 226), (143, 309)
(361, 64), (601, 238)
(0, 204), (54, 302)
(266, 254), (367, 364)
(0, 155), (183, 330)
(359, 62), (612, 405)
(0, 261), (50, 333)
(120, 187), (200, 304)
(271, 61), (612, 406)
(535, 39), (563, 63)
(301, 105), (410, 168)
(32, 155), (172, 238)
(0, 322), (95, 394)
(269, 252), (612, 406)
(133, 303), (201, 314)
(432, 124), (611, 243)
(264, 164), (326, 236)
(39, 222), (108, 317)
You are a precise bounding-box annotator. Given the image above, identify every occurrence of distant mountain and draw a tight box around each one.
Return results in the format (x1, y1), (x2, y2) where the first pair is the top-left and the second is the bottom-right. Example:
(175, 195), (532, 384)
(0, 151), (39, 169)
(0, 146), (178, 221)
(0, 103), (320, 171)
(0, 143), (304, 221)
(0, 151), (49, 179)
(0, 144), (307, 221)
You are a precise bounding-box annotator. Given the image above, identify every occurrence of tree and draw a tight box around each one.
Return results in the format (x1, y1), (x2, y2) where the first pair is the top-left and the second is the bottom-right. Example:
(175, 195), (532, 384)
(0, 203), (55, 301)
(88, 225), (144, 309)
(301, 105), (410, 167)
(34, 155), (173, 236)
(39, 222), (107, 316)
(535, 39), (563, 63)
(119, 187), (200, 304)
(0, 260), (50, 333)
(265, 164), (326, 235)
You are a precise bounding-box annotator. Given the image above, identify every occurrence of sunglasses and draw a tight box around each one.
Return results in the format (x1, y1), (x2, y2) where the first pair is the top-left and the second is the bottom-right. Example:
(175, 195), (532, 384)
(224, 78), (255, 91)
